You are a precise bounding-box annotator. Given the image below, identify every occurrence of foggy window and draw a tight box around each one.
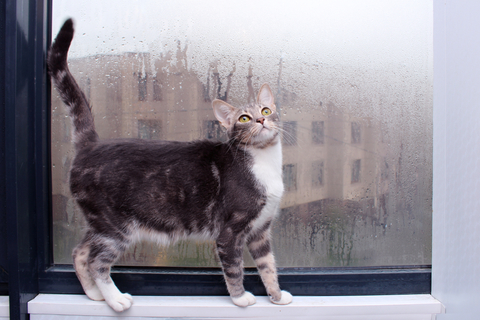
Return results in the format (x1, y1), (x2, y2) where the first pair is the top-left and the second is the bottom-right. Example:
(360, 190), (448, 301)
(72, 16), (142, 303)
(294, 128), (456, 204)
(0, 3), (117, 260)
(51, 1), (433, 269)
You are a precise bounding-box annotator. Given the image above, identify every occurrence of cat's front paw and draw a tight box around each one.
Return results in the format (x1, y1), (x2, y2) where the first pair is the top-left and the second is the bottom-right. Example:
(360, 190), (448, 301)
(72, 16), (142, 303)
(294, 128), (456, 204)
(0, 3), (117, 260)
(270, 290), (293, 305)
(105, 293), (134, 312)
(231, 291), (256, 307)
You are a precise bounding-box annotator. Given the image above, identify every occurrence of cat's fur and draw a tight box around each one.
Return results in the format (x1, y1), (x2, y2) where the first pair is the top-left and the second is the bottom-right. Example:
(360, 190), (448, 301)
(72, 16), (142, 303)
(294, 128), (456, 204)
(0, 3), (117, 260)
(47, 19), (292, 312)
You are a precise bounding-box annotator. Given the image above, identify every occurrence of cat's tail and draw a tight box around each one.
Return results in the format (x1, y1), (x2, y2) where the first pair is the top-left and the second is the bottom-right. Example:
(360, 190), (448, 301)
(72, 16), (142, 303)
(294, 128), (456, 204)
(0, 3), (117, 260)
(48, 19), (98, 150)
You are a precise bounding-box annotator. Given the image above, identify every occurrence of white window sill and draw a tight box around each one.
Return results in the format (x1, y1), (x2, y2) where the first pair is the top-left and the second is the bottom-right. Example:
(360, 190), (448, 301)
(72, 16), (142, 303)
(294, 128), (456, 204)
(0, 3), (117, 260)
(0, 296), (8, 320)
(28, 294), (445, 320)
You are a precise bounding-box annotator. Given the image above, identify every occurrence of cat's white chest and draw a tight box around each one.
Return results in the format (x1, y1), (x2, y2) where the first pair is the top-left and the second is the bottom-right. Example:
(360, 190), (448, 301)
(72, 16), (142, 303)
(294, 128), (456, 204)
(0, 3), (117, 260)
(249, 142), (284, 231)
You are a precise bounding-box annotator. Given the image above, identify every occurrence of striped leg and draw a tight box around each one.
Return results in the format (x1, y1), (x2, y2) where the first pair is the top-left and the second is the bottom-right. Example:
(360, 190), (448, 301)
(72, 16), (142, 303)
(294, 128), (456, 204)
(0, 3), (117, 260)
(86, 236), (133, 312)
(216, 228), (256, 307)
(247, 224), (293, 305)
(73, 237), (104, 301)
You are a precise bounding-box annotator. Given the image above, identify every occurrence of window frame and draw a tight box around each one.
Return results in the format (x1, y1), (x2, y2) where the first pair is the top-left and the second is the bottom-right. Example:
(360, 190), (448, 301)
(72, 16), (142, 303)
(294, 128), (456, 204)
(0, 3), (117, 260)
(0, 0), (7, 298)
(2, 0), (431, 318)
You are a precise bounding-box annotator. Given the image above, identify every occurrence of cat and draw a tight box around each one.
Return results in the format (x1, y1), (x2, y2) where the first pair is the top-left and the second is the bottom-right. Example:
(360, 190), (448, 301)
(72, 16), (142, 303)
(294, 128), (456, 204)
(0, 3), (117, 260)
(47, 18), (293, 312)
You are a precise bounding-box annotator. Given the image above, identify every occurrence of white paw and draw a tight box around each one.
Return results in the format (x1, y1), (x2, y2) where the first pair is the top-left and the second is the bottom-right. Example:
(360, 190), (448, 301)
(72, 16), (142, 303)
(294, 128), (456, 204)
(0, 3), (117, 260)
(85, 286), (104, 301)
(231, 291), (256, 307)
(270, 290), (293, 305)
(106, 293), (133, 312)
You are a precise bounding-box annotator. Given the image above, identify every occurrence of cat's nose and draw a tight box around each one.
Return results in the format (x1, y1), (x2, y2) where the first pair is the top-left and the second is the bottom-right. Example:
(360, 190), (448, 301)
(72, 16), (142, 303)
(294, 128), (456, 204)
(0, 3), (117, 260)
(256, 117), (265, 125)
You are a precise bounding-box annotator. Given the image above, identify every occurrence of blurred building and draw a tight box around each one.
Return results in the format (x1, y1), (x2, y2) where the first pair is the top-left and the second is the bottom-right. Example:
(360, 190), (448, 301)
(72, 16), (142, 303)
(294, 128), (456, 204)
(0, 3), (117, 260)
(51, 51), (385, 208)
(50, 50), (428, 268)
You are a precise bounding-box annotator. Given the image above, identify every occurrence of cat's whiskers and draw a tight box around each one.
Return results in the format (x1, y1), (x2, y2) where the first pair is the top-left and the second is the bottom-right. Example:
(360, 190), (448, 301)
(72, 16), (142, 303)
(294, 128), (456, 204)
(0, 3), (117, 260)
(276, 124), (300, 148)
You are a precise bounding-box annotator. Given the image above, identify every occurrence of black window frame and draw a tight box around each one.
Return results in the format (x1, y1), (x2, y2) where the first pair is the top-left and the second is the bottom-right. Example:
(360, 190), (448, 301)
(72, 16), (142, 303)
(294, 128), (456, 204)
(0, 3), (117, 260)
(1, 1), (431, 319)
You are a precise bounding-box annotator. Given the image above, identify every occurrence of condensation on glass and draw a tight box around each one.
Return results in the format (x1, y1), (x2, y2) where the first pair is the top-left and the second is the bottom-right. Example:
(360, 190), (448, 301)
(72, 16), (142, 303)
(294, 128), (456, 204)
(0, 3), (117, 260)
(51, 1), (433, 268)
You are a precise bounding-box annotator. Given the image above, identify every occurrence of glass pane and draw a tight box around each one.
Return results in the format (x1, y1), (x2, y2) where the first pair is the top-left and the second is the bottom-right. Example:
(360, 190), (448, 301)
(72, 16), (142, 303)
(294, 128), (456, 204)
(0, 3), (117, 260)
(51, 0), (433, 267)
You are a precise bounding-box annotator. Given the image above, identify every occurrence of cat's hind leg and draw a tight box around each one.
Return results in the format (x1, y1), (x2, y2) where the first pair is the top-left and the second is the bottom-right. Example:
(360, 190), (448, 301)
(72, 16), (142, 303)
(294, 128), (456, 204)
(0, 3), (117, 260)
(73, 233), (104, 301)
(247, 224), (293, 305)
(87, 235), (133, 312)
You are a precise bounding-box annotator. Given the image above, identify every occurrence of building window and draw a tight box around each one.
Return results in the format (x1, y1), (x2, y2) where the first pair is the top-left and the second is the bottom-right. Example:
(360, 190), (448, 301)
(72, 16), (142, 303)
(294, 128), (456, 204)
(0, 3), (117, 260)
(153, 77), (163, 101)
(351, 159), (361, 183)
(138, 73), (147, 101)
(283, 164), (297, 192)
(283, 121), (297, 146)
(312, 121), (325, 144)
(204, 120), (226, 142)
(351, 122), (361, 144)
(312, 160), (324, 187)
(138, 120), (162, 140)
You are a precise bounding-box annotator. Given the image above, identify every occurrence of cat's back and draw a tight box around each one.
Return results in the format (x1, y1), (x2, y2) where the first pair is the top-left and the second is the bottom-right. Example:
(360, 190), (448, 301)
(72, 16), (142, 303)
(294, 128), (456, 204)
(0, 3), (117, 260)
(72, 138), (224, 169)
(69, 138), (254, 199)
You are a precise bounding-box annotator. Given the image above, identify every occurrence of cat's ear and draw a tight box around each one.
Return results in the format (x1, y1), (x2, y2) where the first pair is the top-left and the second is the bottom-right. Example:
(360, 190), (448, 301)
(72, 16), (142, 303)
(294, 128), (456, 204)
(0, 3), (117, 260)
(257, 84), (275, 110)
(212, 99), (237, 128)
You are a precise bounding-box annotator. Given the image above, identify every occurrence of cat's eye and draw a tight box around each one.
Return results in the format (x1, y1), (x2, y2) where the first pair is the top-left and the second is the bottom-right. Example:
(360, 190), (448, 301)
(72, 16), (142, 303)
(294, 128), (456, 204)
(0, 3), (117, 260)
(239, 115), (251, 123)
(262, 108), (272, 116)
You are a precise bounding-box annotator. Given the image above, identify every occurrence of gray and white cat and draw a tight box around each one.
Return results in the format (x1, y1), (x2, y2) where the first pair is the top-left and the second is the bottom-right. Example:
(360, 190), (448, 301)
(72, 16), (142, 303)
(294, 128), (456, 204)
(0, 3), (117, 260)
(48, 19), (292, 312)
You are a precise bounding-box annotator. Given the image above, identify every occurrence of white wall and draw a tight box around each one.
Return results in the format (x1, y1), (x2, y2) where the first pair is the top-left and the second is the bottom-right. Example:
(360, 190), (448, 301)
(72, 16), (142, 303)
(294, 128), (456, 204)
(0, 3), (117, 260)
(432, 1), (480, 319)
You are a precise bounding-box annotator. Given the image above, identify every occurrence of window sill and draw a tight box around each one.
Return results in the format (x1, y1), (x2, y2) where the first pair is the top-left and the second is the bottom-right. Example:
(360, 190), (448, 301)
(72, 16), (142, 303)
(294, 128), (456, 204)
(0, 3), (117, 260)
(28, 294), (444, 319)
(0, 296), (8, 320)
